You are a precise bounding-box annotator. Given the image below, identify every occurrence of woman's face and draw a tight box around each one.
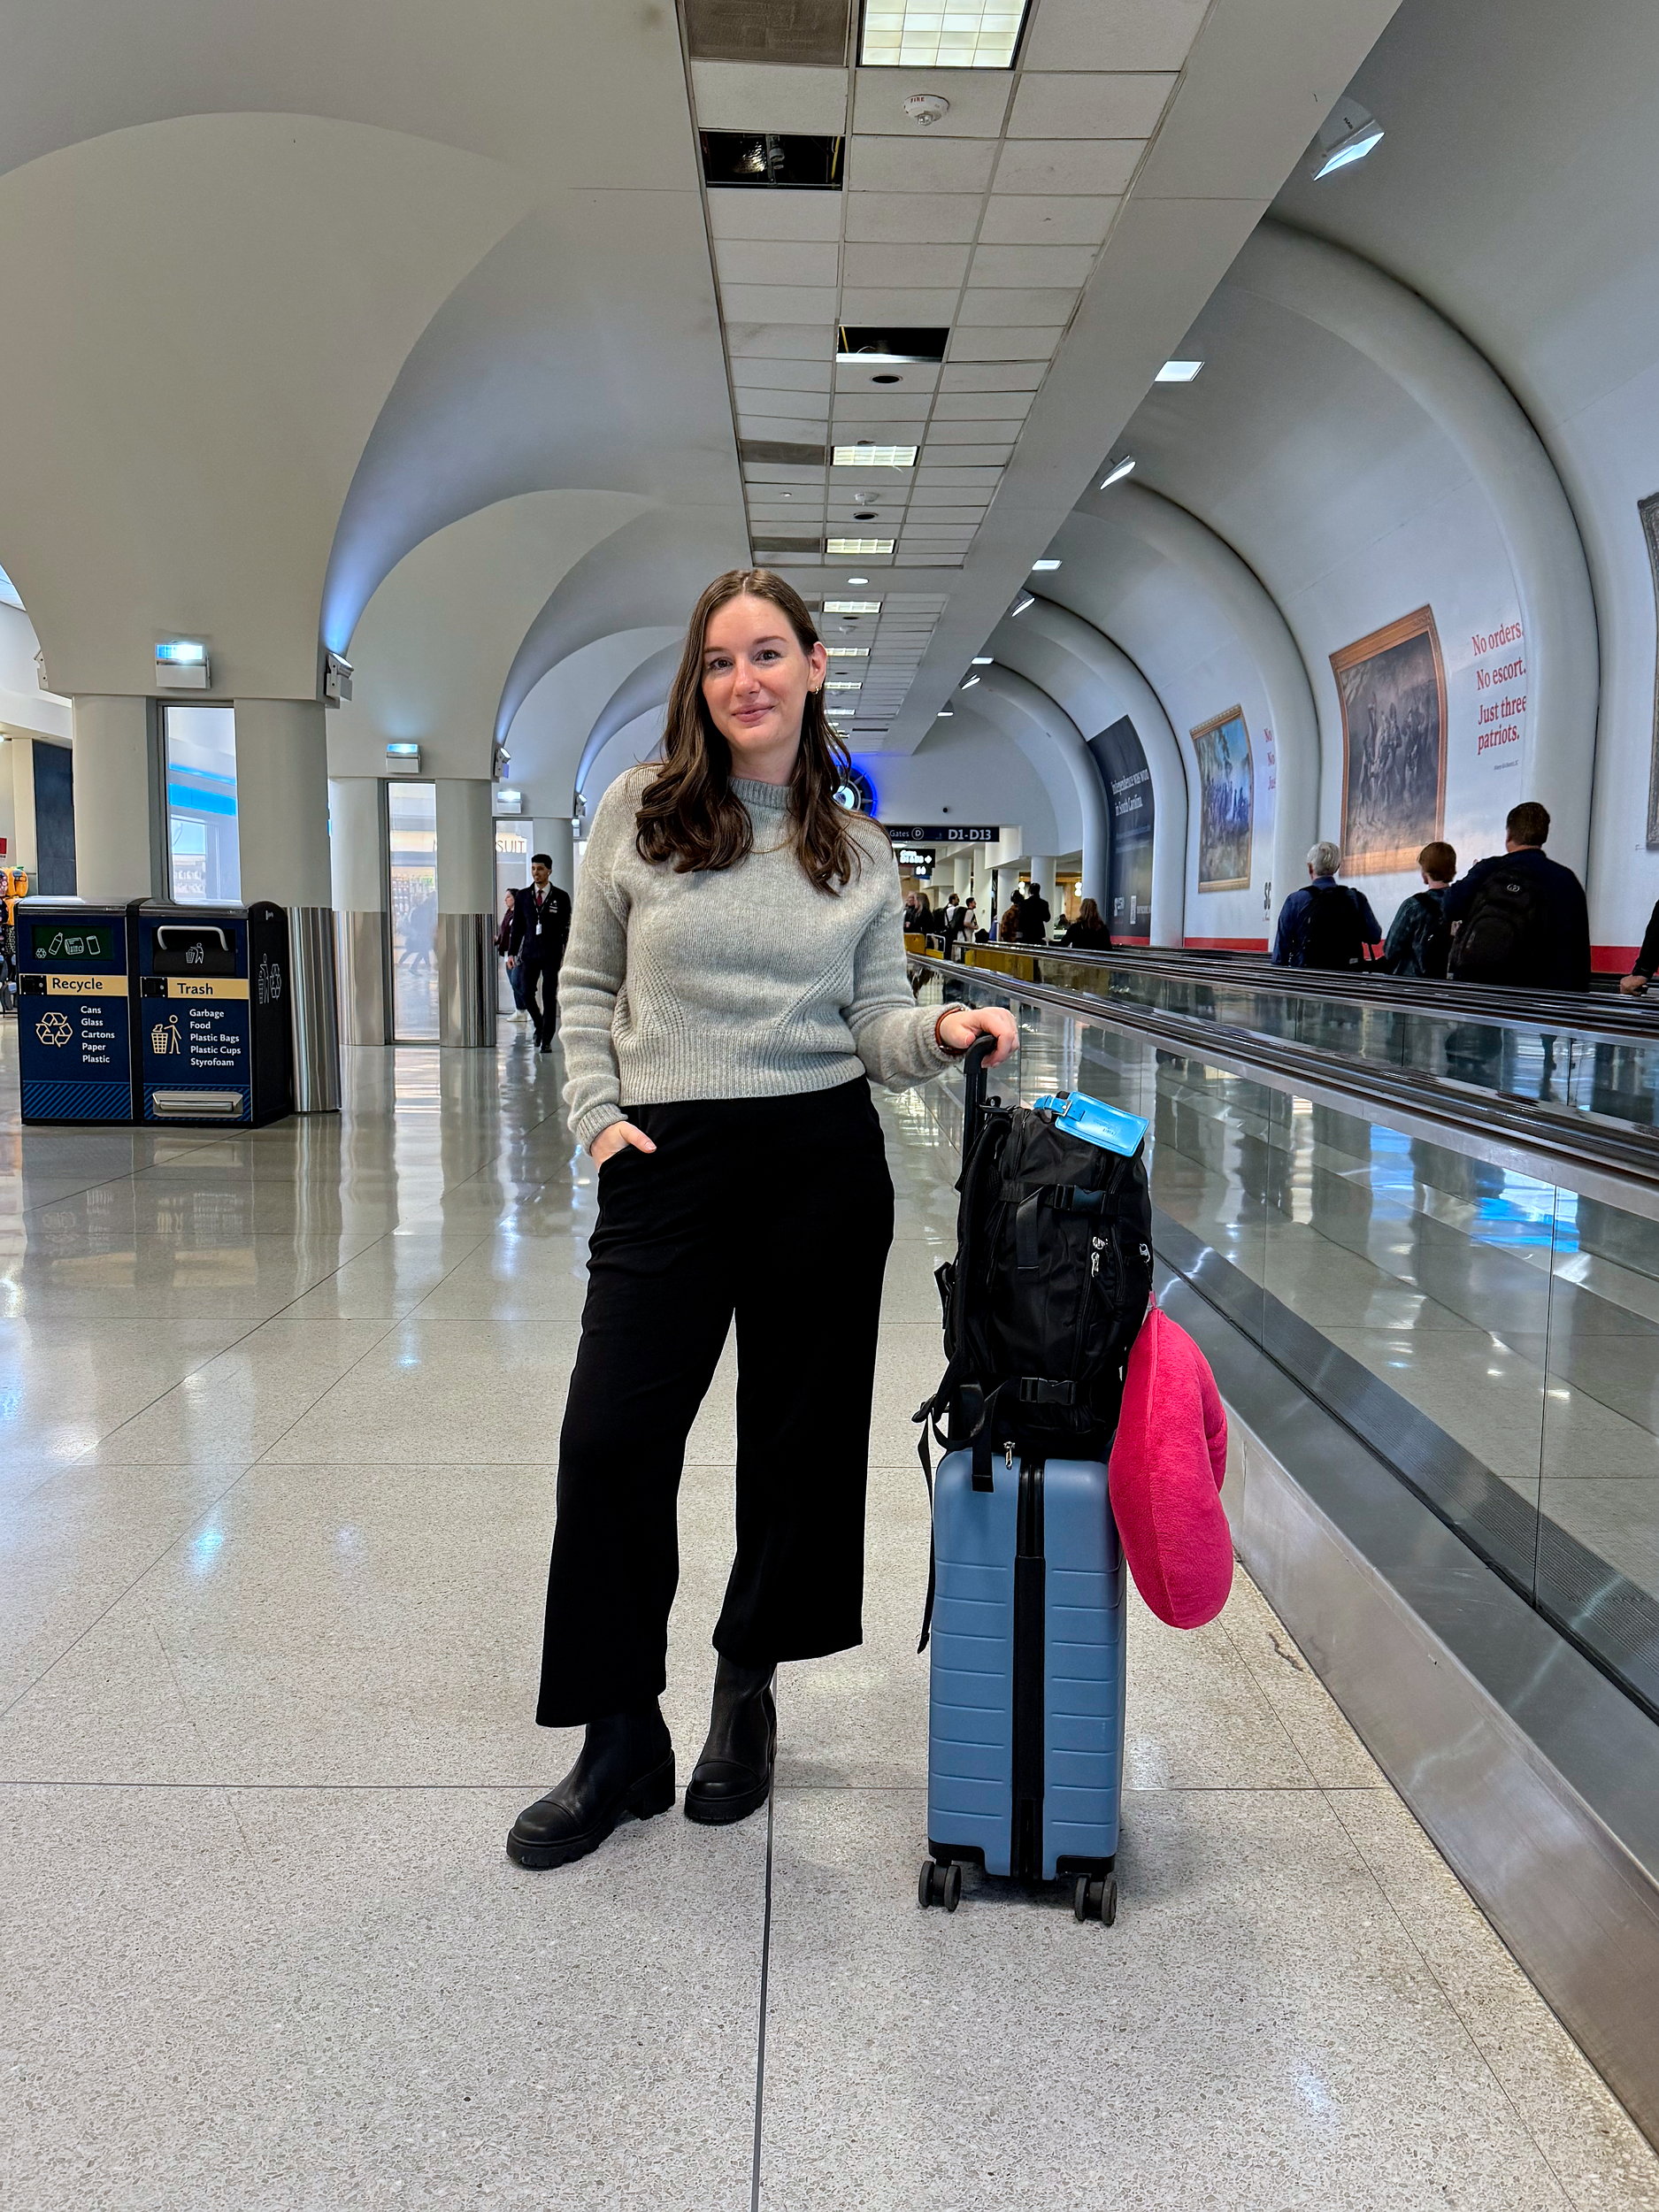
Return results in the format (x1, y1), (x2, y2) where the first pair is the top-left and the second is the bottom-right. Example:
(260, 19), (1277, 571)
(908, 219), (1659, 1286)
(701, 594), (828, 780)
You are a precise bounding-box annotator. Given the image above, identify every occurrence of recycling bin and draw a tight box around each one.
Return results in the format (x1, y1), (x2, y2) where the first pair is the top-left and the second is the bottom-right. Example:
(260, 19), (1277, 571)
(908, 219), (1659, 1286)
(17, 897), (139, 1124)
(134, 901), (294, 1126)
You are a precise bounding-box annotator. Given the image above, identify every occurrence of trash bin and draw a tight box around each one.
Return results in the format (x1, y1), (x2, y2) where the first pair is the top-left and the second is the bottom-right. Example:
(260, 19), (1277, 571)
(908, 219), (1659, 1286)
(134, 901), (294, 1126)
(16, 896), (139, 1124)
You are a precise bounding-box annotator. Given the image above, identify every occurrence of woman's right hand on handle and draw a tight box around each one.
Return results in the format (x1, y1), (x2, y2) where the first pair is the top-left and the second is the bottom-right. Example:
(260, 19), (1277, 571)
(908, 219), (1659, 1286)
(590, 1119), (657, 1165)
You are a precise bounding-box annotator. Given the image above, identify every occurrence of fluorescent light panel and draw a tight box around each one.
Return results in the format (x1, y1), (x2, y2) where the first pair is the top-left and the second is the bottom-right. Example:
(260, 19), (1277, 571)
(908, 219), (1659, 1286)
(828, 537), (895, 553)
(827, 646), (870, 657)
(971, 656), (992, 664)
(1030, 558), (1061, 571)
(1156, 359), (1203, 383)
(824, 599), (881, 613)
(832, 444), (917, 467)
(861, 2), (1031, 68)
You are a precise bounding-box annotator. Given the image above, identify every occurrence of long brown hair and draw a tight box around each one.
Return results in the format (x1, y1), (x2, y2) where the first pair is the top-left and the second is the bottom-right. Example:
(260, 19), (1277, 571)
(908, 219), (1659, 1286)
(634, 569), (866, 893)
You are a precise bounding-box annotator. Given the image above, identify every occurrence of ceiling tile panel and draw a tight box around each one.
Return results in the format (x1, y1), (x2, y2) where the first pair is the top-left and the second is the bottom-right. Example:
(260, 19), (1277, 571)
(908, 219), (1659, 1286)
(707, 189), (847, 243)
(851, 68), (1012, 137)
(946, 329), (1065, 360)
(844, 193), (984, 244)
(990, 139), (1146, 194)
(928, 390), (1034, 419)
(833, 360), (942, 393)
(715, 239), (842, 287)
(968, 242), (1098, 286)
(732, 359), (835, 392)
(956, 286), (1079, 324)
(686, 0), (853, 66)
(977, 195), (1118, 247)
(838, 286), (963, 322)
(692, 59), (850, 132)
(841, 242), (972, 288)
(726, 324), (838, 360)
(939, 361), (1048, 391)
(828, 391), (935, 419)
(846, 134), (1002, 194)
(1006, 73), (1176, 141)
(920, 442), (1014, 465)
(1021, 0), (1209, 72)
(720, 284), (841, 322)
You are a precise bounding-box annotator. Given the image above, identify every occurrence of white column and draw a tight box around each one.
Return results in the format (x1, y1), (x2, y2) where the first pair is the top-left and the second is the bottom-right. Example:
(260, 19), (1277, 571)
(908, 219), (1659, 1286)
(72, 696), (163, 902)
(434, 779), (496, 1048)
(234, 698), (340, 1110)
(328, 777), (388, 1048)
(541, 815), (575, 896)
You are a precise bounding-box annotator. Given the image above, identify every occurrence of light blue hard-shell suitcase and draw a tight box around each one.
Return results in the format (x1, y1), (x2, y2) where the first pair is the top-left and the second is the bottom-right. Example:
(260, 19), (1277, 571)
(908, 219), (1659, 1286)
(919, 1444), (1125, 1924)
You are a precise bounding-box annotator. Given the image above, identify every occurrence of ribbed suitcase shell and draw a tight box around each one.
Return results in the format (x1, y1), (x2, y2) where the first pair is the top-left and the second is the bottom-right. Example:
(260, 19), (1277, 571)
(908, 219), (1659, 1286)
(926, 1448), (1125, 1881)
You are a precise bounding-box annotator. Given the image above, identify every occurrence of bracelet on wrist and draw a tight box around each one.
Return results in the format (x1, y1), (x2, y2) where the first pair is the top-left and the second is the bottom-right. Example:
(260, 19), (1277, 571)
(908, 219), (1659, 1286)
(933, 1006), (970, 1056)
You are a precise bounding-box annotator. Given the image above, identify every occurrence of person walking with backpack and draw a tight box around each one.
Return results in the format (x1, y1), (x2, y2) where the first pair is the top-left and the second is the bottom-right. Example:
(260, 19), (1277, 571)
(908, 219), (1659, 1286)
(1271, 841), (1381, 969)
(1444, 802), (1590, 990)
(1382, 842), (1456, 977)
(506, 568), (1016, 1874)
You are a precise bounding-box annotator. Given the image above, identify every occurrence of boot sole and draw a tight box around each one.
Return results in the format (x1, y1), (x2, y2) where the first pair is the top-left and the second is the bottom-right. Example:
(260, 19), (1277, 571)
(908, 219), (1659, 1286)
(505, 1755), (676, 1870)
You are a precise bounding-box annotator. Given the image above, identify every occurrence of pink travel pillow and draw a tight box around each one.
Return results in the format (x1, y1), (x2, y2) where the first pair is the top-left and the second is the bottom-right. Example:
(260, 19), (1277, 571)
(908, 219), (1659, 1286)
(1108, 1307), (1233, 1628)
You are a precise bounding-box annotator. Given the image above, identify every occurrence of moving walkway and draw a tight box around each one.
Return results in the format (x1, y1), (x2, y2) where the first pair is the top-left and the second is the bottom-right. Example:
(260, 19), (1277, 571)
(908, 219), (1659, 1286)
(908, 946), (1659, 2142)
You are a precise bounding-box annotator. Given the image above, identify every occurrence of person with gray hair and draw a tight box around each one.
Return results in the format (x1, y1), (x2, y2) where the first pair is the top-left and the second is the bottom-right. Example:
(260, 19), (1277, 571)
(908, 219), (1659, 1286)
(1271, 840), (1381, 969)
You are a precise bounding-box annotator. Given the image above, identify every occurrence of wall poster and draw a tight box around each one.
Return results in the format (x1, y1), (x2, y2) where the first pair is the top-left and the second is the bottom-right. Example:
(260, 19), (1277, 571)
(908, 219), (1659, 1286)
(1188, 705), (1254, 892)
(1086, 716), (1155, 941)
(1641, 493), (1659, 849)
(1331, 605), (1447, 875)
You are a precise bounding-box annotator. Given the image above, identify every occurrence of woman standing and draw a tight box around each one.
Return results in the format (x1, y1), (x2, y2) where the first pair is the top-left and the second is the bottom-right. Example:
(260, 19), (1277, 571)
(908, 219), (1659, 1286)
(509, 571), (1017, 1870)
(1060, 897), (1113, 951)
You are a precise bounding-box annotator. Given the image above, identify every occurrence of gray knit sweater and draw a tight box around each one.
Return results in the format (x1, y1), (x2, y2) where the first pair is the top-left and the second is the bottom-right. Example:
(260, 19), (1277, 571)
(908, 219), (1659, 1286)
(559, 767), (960, 1149)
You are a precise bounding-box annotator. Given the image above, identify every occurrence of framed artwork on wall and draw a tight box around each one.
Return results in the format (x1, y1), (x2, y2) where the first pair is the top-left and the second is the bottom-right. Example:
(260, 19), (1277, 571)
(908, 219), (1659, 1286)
(1331, 605), (1447, 875)
(1640, 492), (1659, 849)
(1188, 705), (1254, 892)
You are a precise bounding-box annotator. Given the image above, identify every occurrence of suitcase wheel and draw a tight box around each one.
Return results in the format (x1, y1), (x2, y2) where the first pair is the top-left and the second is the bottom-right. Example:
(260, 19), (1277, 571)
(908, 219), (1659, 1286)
(1073, 1873), (1118, 1926)
(918, 1858), (962, 1913)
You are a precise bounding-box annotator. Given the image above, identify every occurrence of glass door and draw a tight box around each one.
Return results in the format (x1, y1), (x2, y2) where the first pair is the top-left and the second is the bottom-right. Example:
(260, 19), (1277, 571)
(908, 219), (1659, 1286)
(386, 780), (438, 1041)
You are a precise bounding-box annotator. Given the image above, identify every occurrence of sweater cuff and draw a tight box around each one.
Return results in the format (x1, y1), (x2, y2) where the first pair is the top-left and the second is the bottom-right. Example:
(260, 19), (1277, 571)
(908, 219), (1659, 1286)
(571, 1102), (626, 1153)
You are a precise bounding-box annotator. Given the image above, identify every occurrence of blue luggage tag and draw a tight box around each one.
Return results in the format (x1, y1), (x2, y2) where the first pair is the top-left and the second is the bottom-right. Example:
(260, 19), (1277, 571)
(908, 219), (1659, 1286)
(1032, 1089), (1148, 1157)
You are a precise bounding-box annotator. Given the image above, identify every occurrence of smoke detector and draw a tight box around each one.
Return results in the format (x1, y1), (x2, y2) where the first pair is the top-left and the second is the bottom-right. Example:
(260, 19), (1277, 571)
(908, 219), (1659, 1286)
(902, 92), (950, 127)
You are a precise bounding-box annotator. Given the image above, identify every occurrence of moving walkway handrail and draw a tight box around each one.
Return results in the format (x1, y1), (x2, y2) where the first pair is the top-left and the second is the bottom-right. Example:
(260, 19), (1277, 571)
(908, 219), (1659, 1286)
(911, 950), (1659, 1196)
(948, 939), (1659, 1043)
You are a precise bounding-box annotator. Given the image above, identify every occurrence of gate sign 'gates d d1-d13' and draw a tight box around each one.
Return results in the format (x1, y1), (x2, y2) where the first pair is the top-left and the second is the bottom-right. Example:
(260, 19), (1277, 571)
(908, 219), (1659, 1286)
(16, 901), (138, 1124)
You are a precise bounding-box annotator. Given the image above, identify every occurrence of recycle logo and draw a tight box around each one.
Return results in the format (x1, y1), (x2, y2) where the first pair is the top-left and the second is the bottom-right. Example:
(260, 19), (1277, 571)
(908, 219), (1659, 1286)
(35, 1010), (72, 1047)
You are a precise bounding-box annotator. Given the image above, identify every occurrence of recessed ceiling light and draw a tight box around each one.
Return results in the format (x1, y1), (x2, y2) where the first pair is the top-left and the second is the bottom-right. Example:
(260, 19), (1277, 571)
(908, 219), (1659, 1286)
(961, 674), (979, 688)
(826, 681), (864, 690)
(829, 537), (895, 553)
(862, 0), (1033, 69)
(827, 646), (870, 657)
(971, 655), (992, 664)
(1156, 360), (1203, 383)
(1099, 455), (1136, 488)
(1011, 593), (1033, 616)
(936, 708), (955, 717)
(826, 599), (882, 613)
(833, 445), (917, 467)
(1311, 97), (1385, 180)
(847, 575), (869, 584)
(1031, 558), (1061, 571)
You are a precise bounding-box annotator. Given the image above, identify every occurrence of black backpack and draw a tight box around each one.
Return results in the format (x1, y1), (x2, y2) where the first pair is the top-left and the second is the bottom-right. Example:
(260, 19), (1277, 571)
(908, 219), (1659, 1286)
(1296, 883), (1366, 970)
(917, 1047), (1153, 1492)
(1392, 889), (1451, 979)
(1448, 868), (1544, 984)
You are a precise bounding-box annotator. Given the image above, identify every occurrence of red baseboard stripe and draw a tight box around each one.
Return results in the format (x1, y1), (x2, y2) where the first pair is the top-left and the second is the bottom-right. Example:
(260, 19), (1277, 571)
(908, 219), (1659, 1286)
(1594, 945), (1640, 974)
(1183, 936), (1270, 953)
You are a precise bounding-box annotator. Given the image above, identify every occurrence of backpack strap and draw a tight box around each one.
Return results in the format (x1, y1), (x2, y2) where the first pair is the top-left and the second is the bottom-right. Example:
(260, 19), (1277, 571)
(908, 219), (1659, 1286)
(1008, 1180), (1108, 1269)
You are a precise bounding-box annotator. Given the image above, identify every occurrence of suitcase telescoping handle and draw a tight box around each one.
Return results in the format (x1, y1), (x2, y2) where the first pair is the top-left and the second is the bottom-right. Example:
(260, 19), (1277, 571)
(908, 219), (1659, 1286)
(962, 1033), (998, 1158)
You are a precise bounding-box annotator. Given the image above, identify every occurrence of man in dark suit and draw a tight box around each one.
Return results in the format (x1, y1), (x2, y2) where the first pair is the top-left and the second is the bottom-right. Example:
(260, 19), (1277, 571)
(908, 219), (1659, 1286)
(505, 852), (572, 1052)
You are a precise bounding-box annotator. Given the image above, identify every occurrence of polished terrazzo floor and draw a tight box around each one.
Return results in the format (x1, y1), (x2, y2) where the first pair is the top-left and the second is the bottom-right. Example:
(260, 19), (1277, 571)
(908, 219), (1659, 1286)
(3, 1024), (1656, 2209)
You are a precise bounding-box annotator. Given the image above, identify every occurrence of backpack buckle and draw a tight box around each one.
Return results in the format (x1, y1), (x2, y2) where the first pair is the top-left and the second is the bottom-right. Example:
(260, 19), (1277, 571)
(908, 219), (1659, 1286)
(1017, 1376), (1077, 1407)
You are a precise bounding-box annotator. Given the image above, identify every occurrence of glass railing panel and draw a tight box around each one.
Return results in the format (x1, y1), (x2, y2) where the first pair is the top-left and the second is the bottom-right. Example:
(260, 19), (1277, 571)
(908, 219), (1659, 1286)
(1539, 1185), (1659, 1712)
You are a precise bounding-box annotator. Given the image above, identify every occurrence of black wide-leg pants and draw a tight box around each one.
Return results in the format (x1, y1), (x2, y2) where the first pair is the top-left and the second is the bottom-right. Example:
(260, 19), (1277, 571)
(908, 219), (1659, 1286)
(536, 1077), (895, 1726)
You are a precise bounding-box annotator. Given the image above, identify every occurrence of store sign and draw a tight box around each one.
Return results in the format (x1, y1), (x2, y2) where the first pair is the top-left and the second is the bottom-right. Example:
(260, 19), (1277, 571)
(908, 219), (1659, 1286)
(880, 823), (999, 844)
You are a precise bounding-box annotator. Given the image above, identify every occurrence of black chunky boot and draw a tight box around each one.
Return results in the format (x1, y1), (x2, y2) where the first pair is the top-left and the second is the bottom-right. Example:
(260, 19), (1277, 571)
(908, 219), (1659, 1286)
(506, 1706), (674, 1870)
(684, 1656), (776, 1826)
